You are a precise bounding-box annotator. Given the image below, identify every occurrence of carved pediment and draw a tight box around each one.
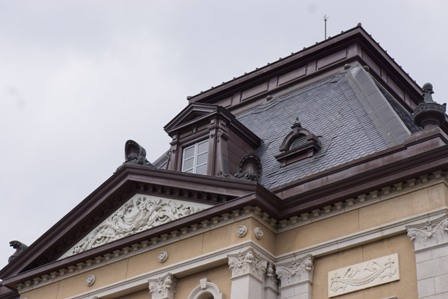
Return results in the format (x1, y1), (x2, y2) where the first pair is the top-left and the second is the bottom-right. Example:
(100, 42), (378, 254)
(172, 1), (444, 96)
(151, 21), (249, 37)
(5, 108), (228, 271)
(60, 194), (212, 259)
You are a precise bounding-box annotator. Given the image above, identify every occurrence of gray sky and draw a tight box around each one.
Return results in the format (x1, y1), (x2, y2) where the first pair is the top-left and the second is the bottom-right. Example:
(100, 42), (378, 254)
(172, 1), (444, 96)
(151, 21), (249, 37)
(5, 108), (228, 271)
(1, 0), (447, 268)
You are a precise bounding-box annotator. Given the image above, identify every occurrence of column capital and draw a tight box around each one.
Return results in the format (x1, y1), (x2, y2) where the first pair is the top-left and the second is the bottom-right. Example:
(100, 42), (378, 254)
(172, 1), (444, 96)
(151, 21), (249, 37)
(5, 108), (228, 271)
(407, 214), (448, 250)
(228, 247), (268, 281)
(276, 255), (314, 287)
(148, 273), (176, 299)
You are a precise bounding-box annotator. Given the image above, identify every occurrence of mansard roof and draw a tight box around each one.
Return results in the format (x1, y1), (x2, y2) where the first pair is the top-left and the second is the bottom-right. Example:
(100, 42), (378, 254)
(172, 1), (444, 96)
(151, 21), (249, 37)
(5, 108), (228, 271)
(236, 64), (417, 189)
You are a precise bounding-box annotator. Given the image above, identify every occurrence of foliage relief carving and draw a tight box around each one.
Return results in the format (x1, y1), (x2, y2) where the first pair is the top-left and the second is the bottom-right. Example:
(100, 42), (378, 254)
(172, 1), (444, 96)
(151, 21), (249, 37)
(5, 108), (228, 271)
(63, 195), (211, 257)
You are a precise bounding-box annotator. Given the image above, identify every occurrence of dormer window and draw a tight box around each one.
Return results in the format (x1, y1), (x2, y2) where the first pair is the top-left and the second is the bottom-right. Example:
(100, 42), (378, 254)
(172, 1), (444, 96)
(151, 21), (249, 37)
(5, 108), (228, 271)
(275, 117), (321, 166)
(164, 103), (261, 176)
(182, 140), (208, 174)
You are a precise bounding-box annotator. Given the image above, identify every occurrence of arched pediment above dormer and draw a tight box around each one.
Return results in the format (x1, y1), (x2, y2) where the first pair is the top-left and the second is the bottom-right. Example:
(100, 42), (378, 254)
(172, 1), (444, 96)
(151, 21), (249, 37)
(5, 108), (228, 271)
(60, 194), (213, 259)
(276, 118), (321, 166)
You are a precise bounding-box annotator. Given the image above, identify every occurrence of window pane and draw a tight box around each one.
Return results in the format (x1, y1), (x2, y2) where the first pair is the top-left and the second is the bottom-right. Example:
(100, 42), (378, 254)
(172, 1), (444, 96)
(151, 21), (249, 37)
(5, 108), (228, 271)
(184, 146), (195, 158)
(198, 140), (208, 153)
(197, 152), (207, 165)
(182, 158), (193, 171)
(196, 164), (207, 175)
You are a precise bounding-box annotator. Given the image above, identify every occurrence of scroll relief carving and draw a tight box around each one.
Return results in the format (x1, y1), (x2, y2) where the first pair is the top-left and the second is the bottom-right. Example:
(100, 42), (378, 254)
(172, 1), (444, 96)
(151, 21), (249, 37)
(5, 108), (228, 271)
(149, 273), (176, 299)
(276, 255), (313, 287)
(62, 194), (212, 258)
(407, 215), (448, 250)
(328, 253), (399, 297)
(228, 248), (268, 281)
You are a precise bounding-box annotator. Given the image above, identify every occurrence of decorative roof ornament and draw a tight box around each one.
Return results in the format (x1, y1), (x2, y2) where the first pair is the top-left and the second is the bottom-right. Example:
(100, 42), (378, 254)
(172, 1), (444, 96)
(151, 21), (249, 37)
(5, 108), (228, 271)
(234, 154), (262, 182)
(8, 240), (28, 263)
(276, 117), (321, 165)
(122, 140), (154, 167)
(413, 83), (446, 129)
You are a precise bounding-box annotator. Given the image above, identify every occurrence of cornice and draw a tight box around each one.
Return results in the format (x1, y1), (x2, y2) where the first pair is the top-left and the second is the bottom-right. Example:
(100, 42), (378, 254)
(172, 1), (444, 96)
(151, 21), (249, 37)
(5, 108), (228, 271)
(187, 25), (422, 109)
(6, 169), (447, 291)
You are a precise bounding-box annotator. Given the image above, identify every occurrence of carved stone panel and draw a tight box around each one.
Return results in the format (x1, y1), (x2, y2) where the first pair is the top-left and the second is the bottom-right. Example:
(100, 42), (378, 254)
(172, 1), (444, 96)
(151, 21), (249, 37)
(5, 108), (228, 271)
(61, 194), (212, 258)
(328, 253), (399, 297)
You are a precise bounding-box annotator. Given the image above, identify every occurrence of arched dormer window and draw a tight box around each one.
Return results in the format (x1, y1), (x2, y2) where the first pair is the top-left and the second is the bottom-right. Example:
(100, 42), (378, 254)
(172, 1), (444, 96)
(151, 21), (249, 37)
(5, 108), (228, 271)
(275, 118), (321, 166)
(187, 278), (223, 299)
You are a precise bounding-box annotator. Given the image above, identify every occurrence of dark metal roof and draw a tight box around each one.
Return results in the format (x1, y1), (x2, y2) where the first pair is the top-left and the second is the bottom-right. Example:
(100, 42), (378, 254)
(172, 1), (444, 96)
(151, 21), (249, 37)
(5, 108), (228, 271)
(236, 65), (412, 189)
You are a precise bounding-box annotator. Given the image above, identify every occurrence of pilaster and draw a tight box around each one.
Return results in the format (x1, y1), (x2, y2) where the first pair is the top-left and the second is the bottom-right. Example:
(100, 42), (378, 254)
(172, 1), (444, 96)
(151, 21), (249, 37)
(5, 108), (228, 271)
(407, 214), (448, 298)
(276, 255), (313, 299)
(228, 248), (268, 299)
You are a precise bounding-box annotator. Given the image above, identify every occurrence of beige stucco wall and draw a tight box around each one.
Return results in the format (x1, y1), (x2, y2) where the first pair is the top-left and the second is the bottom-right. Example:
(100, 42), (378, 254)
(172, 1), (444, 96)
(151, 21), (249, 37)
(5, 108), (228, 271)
(276, 183), (448, 255)
(19, 183), (448, 299)
(20, 219), (250, 299)
(312, 234), (418, 299)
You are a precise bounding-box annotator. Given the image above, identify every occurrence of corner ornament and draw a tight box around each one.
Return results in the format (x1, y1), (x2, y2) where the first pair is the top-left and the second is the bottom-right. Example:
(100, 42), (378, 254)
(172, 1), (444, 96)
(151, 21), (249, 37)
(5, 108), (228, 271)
(407, 215), (448, 250)
(276, 255), (313, 287)
(228, 248), (268, 281)
(149, 273), (176, 299)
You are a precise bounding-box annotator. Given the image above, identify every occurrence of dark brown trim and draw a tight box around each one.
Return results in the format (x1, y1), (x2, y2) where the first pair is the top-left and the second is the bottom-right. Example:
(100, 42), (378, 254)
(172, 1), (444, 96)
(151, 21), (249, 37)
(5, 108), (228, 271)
(187, 25), (422, 110)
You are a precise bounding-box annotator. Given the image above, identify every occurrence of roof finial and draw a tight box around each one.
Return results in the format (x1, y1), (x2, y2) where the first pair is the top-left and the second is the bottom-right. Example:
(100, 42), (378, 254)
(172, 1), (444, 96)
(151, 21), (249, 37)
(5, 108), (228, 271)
(422, 83), (435, 103)
(324, 15), (329, 40)
(413, 83), (446, 129)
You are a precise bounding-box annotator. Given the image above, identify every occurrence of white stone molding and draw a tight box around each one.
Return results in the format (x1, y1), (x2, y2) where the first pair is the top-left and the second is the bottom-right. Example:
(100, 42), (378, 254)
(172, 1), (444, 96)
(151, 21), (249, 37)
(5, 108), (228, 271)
(27, 208), (447, 296)
(328, 253), (399, 297)
(228, 247), (269, 299)
(187, 278), (223, 299)
(236, 225), (248, 238)
(228, 247), (268, 281)
(62, 194), (212, 257)
(407, 215), (448, 298)
(265, 262), (278, 291)
(407, 214), (448, 250)
(276, 255), (313, 287)
(264, 262), (279, 299)
(158, 251), (169, 263)
(85, 274), (96, 286)
(148, 273), (176, 299)
(254, 227), (264, 240)
(276, 255), (313, 299)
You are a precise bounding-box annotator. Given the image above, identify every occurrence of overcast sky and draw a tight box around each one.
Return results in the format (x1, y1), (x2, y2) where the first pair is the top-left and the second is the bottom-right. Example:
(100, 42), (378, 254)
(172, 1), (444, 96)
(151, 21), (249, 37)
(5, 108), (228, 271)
(1, 0), (447, 268)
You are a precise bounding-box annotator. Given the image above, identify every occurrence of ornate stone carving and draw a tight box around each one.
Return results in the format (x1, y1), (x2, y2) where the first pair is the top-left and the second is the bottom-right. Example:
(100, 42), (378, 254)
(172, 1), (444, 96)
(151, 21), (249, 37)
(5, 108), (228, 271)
(265, 262), (278, 291)
(276, 255), (313, 287)
(62, 195), (211, 257)
(228, 248), (268, 281)
(149, 273), (176, 299)
(8, 240), (28, 263)
(407, 215), (448, 250)
(234, 154), (262, 182)
(236, 225), (248, 238)
(86, 274), (96, 286)
(158, 251), (169, 263)
(254, 227), (264, 240)
(328, 253), (399, 297)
